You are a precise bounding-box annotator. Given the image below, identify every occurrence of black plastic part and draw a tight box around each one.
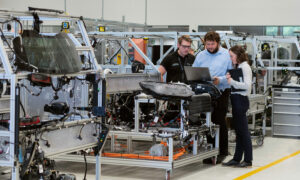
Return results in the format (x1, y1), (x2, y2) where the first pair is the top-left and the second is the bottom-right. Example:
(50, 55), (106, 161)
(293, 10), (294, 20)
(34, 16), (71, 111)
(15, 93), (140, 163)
(188, 94), (211, 114)
(94, 125), (109, 156)
(6, 24), (12, 31)
(32, 12), (43, 33)
(92, 107), (106, 117)
(190, 82), (221, 100)
(131, 60), (145, 73)
(12, 36), (34, 72)
(28, 7), (64, 14)
(44, 102), (69, 115)
(92, 76), (106, 117)
(14, 85), (20, 159)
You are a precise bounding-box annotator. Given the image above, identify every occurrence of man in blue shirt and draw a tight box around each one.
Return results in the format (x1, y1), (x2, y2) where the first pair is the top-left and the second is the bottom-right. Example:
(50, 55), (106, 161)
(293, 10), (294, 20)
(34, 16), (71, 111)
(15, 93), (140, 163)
(193, 31), (232, 164)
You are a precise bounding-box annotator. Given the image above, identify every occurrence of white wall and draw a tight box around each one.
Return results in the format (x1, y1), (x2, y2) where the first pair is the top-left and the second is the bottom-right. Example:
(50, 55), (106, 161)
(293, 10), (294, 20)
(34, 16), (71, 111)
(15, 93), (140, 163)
(1, 0), (300, 31)
(148, 0), (300, 29)
(0, 0), (65, 12)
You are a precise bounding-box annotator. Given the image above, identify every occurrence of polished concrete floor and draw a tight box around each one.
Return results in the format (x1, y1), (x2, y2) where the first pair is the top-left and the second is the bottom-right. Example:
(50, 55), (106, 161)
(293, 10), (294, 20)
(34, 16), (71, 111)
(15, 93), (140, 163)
(1, 136), (299, 180)
(54, 136), (300, 180)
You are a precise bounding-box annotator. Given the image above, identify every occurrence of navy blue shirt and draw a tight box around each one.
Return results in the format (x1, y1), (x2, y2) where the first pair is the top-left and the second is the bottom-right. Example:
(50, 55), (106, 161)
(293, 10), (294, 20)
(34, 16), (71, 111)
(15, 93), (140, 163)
(161, 51), (195, 83)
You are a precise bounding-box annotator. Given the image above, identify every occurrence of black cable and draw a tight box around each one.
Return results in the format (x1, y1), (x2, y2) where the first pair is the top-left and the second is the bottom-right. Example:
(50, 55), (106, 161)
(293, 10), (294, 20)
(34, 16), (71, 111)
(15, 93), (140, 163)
(78, 124), (85, 140)
(114, 40), (129, 57)
(20, 101), (26, 116)
(39, 130), (50, 147)
(75, 77), (87, 81)
(83, 152), (87, 180)
(105, 40), (131, 64)
(20, 84), (42, 96)
(12, 18), (23, 33)
(51, 76), (70, 92)
(0, 18), (23, 33)
(72, 79), (77, 122)
(108, 47), (121, 64)
(51, 78), (63, 92)
(94, 122), (98, 136)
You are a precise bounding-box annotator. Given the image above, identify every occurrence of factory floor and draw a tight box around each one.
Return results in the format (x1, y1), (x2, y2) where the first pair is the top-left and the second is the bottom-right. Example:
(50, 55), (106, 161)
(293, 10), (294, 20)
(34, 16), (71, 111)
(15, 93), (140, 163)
(1, 136), (299, 180)
(53, 136), (300, 180)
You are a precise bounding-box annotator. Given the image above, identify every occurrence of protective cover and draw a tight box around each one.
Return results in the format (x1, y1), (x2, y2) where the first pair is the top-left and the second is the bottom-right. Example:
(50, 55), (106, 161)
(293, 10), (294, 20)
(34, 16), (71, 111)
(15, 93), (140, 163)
(139, 81), (195, 100)
(13, 30), (82, 74)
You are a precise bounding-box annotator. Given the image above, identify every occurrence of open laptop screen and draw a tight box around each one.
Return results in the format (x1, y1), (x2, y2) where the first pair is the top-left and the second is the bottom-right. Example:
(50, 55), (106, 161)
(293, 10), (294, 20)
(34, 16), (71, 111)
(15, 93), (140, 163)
(184, 66), (212, 82)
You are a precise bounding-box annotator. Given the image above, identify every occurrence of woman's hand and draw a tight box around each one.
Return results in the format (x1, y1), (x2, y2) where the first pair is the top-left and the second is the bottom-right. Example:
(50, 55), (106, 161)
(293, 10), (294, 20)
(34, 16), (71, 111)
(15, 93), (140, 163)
(226, 72), (232, 84)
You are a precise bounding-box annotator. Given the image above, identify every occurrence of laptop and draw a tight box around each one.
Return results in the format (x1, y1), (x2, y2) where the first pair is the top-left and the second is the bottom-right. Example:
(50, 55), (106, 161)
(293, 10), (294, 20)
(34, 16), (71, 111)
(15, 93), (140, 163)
(184, 66), (212, 82)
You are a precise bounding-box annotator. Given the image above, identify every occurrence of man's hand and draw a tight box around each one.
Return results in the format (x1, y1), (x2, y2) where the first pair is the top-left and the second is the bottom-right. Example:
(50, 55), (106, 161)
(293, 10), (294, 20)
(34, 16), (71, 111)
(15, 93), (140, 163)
(226, 73), (232, 84)
(213, 76), (220, 85)
(158, 66), (166, 82)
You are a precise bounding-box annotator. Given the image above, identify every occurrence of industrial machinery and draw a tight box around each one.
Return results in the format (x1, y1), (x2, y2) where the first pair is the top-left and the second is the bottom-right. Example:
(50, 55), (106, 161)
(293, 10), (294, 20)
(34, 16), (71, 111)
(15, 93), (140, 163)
(0, 8), (108, 180)
(0, 8), (220, 180)
(57, 80), (220, 180)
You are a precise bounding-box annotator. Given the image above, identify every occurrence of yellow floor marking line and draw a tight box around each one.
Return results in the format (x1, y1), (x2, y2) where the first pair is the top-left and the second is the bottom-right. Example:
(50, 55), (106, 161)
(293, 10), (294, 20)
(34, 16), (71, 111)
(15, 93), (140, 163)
(234, 150), (300, 180)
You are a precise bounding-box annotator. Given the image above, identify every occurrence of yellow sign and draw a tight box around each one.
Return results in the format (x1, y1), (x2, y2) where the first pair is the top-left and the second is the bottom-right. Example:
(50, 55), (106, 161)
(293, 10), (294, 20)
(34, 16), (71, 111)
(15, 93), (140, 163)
(117, 54), (121, 64)
(61, 22), (70, 33)
(98, 26), (106, 32)
(62, 22), (70, 29)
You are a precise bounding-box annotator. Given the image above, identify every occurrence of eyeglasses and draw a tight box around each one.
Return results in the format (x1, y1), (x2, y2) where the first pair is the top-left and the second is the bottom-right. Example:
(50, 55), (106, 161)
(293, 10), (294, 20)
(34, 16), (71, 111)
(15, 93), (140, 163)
(181, 45), (191, 49)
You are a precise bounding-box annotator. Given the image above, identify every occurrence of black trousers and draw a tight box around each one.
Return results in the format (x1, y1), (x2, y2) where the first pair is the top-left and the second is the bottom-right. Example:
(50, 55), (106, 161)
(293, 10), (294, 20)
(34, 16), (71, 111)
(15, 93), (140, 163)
(231, 94), (253, 162)
(207, 89), (230, 156)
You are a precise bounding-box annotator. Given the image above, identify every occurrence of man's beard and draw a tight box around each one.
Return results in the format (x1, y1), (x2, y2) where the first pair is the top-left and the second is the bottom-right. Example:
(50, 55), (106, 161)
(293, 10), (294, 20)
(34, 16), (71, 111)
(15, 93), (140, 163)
(207, 46), (219, 54)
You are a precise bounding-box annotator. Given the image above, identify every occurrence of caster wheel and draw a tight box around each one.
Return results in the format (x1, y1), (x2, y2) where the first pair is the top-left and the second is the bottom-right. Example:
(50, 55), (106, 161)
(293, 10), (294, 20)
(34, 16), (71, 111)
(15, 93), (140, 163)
(211, 157), (217, 165)
(256, 136), (264, 146)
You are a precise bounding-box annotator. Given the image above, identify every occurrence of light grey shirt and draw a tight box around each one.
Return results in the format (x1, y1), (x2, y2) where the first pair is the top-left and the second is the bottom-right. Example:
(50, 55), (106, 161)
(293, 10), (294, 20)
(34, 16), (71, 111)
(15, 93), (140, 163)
(230, 62), (252, 96)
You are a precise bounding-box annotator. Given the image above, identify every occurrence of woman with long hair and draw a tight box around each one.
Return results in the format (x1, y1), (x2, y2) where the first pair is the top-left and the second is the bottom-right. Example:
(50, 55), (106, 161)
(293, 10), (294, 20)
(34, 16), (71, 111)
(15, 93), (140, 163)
(222, 45), (253, 168)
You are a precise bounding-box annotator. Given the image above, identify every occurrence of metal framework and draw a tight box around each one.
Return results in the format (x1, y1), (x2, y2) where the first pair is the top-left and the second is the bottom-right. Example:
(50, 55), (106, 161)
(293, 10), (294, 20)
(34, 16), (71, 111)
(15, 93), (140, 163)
(0, 10), (104, 180)
(56, 129), (219, 180)
(56, 107), (220, 180)
(88, 31), (179, 73)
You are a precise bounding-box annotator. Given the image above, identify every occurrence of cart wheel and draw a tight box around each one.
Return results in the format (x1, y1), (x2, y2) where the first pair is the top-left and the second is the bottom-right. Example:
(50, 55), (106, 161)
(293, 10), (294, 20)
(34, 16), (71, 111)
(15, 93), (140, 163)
(211, 156), (217, 165)
(256, 136), (264, 146)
